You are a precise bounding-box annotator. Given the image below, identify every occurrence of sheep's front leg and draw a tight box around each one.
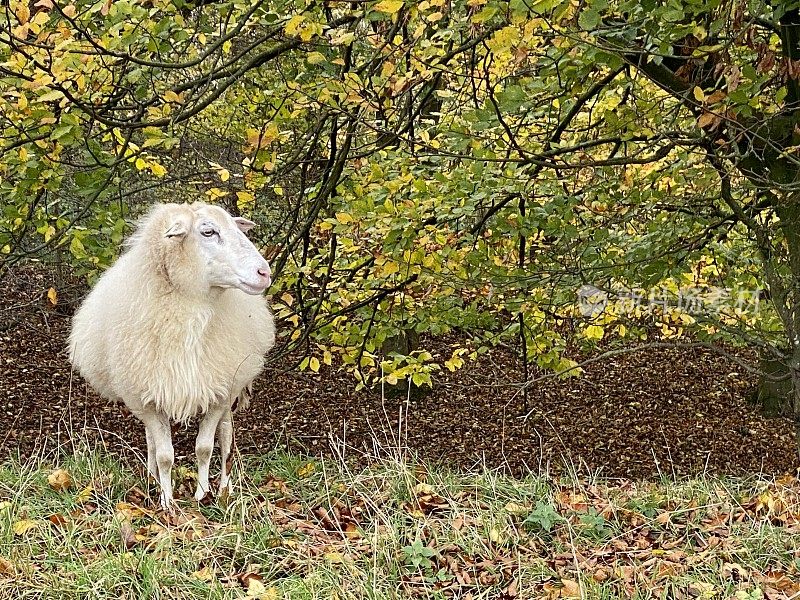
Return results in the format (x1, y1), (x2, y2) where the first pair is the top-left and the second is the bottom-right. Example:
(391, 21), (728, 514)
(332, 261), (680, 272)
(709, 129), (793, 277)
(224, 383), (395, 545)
(216, 404), (234, 496)
(135, 409), (175, 511)
(195, 404), (226, 502)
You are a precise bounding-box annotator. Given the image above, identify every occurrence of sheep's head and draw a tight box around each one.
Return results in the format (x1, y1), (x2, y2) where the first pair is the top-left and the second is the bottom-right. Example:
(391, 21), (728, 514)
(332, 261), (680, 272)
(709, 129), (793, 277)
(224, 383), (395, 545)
(163, 203), (272, 295)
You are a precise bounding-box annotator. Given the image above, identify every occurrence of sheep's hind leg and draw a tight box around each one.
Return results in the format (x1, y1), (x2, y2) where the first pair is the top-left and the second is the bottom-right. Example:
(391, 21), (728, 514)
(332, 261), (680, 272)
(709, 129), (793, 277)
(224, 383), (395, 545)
(195, 404), (226, 502)
(217, 405), (234, 497)
(144, 427), (158, 480)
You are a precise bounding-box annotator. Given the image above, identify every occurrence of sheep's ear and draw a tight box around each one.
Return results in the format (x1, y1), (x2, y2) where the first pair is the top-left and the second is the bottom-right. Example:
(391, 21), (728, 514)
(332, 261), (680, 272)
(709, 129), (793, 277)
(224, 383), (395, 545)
(164, 219), (189, 238)
(234, 217), (256, 233)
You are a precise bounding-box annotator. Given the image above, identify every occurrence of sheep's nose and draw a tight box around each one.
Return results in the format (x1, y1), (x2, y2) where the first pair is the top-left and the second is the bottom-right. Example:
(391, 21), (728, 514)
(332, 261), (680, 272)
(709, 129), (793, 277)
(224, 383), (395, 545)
(258, 264), (271, 285)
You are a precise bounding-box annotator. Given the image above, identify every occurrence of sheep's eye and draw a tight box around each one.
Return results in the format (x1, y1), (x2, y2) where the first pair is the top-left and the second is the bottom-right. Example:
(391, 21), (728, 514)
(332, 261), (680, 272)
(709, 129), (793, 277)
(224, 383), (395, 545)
(201, 229), (217, 238)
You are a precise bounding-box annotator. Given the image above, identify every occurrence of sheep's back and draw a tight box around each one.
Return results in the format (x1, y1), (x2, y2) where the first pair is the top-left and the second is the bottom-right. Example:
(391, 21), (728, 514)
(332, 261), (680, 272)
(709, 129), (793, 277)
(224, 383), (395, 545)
(68, 254), (136, 401)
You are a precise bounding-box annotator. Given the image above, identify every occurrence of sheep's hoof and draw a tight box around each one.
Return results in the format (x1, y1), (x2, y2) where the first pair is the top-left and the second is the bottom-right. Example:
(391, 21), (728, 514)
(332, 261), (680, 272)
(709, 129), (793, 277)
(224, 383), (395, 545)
(194, 487), (213, 505)
(217, 482), (232, 504)
(159, 494), (175, 515)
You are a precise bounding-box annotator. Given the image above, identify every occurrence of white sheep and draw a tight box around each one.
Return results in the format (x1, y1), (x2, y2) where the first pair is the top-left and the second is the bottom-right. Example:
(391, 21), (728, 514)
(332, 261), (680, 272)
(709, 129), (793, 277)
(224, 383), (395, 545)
(69, 202), (275, 510)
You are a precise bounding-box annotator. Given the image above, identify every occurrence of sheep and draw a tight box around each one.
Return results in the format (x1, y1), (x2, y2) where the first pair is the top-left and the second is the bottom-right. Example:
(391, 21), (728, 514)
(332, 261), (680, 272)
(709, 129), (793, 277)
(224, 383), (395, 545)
(68, 202), (275, 510)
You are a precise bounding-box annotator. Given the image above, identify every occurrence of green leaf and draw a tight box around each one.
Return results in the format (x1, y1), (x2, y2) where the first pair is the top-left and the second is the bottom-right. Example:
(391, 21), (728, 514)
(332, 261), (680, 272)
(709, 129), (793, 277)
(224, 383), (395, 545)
(530, 0), (562, 15)
(578, 8), (600, 30)
(472, 5), (499, 23)
(39, 89), (65, 102)
(50, 124), (73, 141)
(69, 237), (86, 259)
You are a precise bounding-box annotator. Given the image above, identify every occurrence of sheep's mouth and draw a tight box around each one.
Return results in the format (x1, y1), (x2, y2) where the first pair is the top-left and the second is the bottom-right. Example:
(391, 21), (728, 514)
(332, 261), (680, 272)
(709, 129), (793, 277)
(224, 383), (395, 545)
(237, 280), (269, 295)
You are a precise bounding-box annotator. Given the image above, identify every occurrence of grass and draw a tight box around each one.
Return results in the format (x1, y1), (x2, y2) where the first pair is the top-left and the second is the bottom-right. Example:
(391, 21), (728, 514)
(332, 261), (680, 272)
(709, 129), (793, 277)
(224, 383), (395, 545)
(1, 441), (799, 599)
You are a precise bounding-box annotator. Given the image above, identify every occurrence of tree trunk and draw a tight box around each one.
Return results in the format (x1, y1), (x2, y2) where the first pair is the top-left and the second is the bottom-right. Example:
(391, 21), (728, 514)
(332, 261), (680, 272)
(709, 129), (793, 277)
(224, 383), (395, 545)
(381, 326), (420, 396)
(791, 364), (800, 458)
(754, 354), (793, 417)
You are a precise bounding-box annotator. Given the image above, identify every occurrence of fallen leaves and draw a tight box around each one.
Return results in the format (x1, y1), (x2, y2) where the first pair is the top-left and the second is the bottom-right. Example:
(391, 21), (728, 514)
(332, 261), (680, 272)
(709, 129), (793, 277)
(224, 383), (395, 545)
(246, 578), (279, 600)
(191, 565), (213, 582)
(0, 556), (14, 577)
(406, 482), (449, 517)
(12, 519), (40, 536)
(75, 485), (94, 504)
(47, 468), (72, 492)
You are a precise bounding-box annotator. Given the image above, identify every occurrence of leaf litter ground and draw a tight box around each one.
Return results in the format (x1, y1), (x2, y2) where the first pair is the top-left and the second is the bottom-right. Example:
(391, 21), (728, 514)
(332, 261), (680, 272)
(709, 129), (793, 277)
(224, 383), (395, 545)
(1, 269), (796, 479)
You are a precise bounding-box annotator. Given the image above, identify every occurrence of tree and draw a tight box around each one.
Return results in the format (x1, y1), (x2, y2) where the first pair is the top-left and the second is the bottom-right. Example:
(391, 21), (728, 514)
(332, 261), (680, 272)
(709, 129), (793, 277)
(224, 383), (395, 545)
(1, 0), (799, 442)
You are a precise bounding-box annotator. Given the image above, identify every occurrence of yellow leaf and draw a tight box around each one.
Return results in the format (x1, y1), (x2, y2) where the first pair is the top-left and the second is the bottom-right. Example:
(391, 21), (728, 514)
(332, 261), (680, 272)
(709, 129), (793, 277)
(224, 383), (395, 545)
(307, 52), (326, 64)
(150, 162), (166, 177)
(134, 157), (147, 171)
(191, 566), (213, 581)
(584, 324), (604, 340)
(39, 89), (64, 102)
(284, 13), (306, 36)
(374, 0), (404, 14)
(218, 168), (230, 182)
(237, 191), (255, 205)
(12, 519), (39, 536)
(163, 90), (182, 103)
(246, 578), (266, 596)
(413, 482), (434, 494)
(381, 261), (399, 276)
(280, 292), (294, 305)
(47, 468), (72, 490)
(16, 4), (30, 25)
(206, 187), (228, 199)
(246, 577), (279, 599)
(75, 485), (93, 504)
(324, 551), (345, 563)
(309, 356), (320, 372)
(504, 502), (529, 515)
(335, 212), (353, 224)
(299, 21), (321, 42)
(46, 287), (58, 307)
(693, 86), (705, 102)
(298, 462), (316, 477)
(115, 502), (148, 519)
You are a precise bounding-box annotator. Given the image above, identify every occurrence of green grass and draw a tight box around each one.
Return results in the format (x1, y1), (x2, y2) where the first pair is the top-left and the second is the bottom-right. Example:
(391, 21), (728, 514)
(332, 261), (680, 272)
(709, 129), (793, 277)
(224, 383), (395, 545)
(1, 445), (799, 599)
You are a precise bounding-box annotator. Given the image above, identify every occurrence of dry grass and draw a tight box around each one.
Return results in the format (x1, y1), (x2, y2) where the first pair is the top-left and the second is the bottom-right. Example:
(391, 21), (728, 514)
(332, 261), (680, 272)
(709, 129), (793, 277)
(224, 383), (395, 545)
(1, 436), (800, 599)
